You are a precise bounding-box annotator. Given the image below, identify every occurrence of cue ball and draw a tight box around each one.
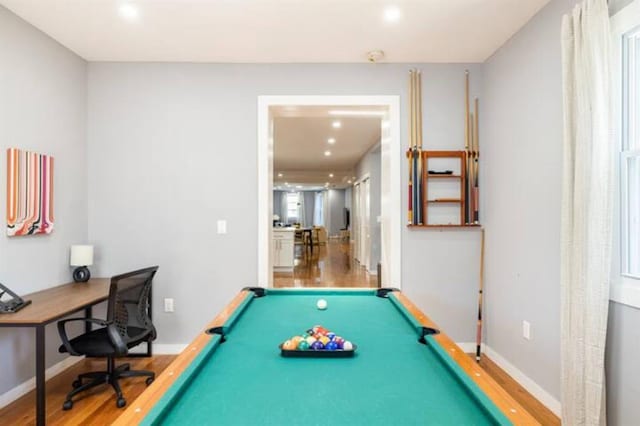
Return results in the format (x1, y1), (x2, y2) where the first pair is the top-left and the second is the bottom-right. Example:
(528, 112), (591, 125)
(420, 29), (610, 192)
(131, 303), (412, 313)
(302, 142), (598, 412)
(316, 299), (327, 310)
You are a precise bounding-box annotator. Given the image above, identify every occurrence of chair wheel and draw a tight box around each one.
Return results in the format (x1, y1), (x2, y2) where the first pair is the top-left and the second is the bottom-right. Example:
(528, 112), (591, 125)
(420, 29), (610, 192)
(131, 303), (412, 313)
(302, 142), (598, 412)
(145, 377), (154, 386)
(63, 400), (73, 410)
(116, 397), (126, 408)
(72, 380), (82, 389)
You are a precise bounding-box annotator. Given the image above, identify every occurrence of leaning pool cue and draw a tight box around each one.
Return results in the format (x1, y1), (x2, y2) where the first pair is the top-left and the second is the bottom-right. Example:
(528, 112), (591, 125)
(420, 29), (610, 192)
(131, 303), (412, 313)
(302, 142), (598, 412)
(476, 228), (485, 362)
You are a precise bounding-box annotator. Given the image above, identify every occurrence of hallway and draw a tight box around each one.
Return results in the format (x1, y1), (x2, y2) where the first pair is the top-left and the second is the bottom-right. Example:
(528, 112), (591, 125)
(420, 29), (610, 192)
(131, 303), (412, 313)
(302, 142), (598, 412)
(274, 240), (377, 288)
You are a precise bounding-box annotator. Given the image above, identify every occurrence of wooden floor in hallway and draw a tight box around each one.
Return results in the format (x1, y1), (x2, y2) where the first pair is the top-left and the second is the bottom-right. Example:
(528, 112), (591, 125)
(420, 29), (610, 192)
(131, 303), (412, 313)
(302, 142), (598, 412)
(274, 240), (377, 288)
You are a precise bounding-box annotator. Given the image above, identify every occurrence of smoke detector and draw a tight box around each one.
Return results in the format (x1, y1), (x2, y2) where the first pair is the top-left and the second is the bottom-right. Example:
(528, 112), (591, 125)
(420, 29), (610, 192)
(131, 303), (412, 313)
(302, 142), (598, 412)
(366, 50), (385, 63)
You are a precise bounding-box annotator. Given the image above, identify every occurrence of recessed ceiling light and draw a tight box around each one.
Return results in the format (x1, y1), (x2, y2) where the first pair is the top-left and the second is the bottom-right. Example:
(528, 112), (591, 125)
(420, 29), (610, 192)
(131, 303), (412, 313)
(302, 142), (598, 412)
(327, 138), (336, 144)
(383, 6), (401, 23)
(332, 121), (342, 129)
(285, 182), (289, 185)
(277, 173), (283, 177)
(119, 3), (139, 20)
(324, 151), (332, 156)
(347, 180), (352, 184)
(329, 110), (386, 117)
(329, 173), (334, 178)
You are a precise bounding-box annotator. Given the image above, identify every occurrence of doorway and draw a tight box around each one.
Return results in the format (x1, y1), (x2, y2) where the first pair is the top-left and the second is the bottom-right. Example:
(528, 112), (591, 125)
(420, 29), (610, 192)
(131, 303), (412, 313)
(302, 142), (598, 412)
(257, 96), (401, 289)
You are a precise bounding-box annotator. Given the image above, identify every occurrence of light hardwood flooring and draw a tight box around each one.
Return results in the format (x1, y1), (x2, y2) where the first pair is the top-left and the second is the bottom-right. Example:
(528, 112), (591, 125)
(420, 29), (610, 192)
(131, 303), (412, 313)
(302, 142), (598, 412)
(0, 353), (559, 425)
(274, 240), (378, 288)
(0, 356), (174, 426)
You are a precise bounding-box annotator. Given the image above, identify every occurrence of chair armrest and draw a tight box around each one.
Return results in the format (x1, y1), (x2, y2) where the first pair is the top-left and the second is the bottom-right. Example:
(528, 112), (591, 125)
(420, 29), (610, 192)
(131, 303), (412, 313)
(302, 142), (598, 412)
(106, 324), (128, 356)
(57, 317), (109, 356)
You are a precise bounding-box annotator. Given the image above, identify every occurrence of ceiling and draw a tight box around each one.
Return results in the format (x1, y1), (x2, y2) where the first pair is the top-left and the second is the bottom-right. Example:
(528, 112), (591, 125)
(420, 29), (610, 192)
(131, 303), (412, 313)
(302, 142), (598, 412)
(0, 0), (550, 63)
(273, 106), (383, 190)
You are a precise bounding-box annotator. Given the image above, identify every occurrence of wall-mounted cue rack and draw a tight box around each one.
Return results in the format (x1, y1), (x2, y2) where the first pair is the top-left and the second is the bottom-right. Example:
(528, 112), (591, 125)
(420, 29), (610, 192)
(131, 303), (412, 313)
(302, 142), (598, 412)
(406, 150), (480, 227)
(407, 69), (480, 228)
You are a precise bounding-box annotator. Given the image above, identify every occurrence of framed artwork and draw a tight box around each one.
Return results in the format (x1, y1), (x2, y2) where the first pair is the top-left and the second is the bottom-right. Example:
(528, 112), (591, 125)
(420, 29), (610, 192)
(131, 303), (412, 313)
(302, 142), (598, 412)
(6, 148), (54, 236)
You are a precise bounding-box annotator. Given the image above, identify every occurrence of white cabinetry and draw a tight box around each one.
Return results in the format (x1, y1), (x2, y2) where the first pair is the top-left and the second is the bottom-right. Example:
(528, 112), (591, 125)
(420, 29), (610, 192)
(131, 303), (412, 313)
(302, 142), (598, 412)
(272, 229), (295, 271)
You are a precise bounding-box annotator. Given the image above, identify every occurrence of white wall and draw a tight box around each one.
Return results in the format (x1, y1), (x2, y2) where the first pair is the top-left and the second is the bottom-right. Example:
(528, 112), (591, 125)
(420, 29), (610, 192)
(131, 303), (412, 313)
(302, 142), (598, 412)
(87, 62), (484, 346)
(0, 6), (87, 395)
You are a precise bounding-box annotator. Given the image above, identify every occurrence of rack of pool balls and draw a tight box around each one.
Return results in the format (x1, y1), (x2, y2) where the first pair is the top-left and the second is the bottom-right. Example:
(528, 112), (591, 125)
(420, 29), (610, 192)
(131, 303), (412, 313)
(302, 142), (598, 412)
(279, 325), (355, 357)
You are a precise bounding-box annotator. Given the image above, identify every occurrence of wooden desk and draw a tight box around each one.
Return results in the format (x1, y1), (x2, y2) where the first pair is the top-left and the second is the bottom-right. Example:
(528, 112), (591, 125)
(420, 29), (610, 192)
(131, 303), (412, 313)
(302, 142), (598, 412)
(0, 278), (151, 426)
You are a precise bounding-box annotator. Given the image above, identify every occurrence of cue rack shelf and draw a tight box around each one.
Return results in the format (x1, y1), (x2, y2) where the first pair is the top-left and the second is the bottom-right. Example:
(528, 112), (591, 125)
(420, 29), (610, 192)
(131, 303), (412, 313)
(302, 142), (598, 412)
(408, 150), (480, 228)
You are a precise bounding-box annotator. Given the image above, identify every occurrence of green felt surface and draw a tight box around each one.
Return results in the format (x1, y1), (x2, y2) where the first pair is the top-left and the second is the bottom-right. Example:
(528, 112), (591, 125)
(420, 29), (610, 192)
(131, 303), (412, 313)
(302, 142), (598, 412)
(145, 290), (510, 425)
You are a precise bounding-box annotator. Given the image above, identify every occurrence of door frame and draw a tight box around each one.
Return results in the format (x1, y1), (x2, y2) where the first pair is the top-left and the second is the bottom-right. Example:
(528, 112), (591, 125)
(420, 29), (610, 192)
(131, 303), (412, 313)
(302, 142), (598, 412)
(257, 95), (401, 288)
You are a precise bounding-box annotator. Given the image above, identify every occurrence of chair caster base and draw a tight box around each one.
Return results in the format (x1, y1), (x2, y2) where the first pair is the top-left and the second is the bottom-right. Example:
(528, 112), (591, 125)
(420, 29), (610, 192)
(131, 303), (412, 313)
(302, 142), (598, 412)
(116, 397), (126, 408)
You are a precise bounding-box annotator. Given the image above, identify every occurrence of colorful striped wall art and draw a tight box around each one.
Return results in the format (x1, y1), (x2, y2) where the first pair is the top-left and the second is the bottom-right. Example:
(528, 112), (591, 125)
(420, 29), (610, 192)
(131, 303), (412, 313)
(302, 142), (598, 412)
(6, 148), (54, 236)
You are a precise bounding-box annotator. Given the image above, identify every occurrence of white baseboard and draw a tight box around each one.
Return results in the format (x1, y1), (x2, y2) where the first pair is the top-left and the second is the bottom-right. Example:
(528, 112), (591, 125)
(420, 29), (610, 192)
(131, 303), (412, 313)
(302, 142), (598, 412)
(482, 345), (562, 417)
(153, 343), (188, 354)
(0, 356), (84, 409)
(455, 341), (479, 353)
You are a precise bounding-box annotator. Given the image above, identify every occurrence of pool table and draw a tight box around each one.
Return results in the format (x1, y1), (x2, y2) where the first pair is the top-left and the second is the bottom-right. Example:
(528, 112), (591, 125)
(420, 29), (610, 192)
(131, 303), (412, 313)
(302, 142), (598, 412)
(114, 288), (539, 425)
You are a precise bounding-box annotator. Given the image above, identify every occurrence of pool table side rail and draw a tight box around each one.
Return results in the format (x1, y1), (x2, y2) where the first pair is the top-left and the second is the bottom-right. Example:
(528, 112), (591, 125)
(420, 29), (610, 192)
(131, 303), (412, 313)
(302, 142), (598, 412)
(392, 291), (541, 426)
(112, 289), (254, 426)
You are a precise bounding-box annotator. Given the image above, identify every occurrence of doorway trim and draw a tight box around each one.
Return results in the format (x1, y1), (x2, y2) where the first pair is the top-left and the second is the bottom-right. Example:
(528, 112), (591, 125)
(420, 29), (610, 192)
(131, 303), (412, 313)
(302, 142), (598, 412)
(257, 95), (401, 288)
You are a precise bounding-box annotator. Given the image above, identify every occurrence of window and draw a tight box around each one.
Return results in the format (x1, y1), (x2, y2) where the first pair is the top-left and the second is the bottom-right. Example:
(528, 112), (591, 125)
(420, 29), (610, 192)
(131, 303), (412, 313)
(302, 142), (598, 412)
(286, 192), (299, 222)
(612, 0), (640, 307)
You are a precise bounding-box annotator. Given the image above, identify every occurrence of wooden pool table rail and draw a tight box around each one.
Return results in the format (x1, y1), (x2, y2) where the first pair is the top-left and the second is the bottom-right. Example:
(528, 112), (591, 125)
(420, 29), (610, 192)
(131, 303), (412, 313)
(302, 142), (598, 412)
(112, 289), (252, 426)
(393, 291), (541, 425)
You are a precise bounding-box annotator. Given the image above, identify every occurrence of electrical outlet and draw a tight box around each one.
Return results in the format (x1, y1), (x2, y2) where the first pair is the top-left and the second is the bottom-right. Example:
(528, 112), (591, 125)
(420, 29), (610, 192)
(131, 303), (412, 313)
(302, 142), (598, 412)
(522, 320), (531, 340)
(217, 220), (227, 234)
(164, 298), (174, 313)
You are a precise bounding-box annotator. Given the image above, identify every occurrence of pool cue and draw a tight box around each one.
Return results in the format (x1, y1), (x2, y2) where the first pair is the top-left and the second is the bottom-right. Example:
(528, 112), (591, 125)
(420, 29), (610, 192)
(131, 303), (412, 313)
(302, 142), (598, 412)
(476, 228), (485, 362)
(408, 70), (415, 224)
(473, 98), (480, 223)
(417, 70), (423, 224)
(464, 71), (471, 224)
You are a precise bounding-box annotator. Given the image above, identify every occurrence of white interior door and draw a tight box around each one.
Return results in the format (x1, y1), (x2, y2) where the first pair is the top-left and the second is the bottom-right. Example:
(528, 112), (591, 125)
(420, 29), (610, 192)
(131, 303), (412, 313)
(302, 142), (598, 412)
(354, 183), (360, 262)
(363, 177), (371, 270)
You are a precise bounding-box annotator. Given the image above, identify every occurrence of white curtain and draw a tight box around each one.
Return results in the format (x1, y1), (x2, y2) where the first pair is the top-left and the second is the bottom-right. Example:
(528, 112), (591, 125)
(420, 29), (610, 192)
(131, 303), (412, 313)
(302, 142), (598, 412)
(297, 192), (306, 227)
(561, 0), (613, 424)
(313, 192), (324, 226)
(280, 192), (289, 225)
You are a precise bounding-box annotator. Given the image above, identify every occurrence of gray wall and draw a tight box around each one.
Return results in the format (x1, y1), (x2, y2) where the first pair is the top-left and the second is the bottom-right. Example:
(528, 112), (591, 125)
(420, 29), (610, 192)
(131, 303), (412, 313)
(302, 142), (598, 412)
(606, 302), (640, 425)
(326, 189), (345, 236)
(355, 143), (382, 272)
(483, 0), (639, 421)
(87, 62), (484, 347)
(0, 7), (87, 395)
(482, 0), (570, 400)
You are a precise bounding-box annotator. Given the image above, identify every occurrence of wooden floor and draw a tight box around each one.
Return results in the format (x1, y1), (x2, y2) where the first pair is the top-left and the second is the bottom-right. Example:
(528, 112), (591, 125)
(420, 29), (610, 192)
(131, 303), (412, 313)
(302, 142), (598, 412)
(475, 355), (560, 426)
(0, 354), (559, 425)
(0, 356), (174, 426)
(274, 240), (377, 288)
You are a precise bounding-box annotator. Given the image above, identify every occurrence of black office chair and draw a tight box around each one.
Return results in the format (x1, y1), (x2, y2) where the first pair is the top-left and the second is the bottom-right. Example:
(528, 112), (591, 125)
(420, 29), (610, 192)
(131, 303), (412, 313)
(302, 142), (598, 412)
(57, 266), (159, 410)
